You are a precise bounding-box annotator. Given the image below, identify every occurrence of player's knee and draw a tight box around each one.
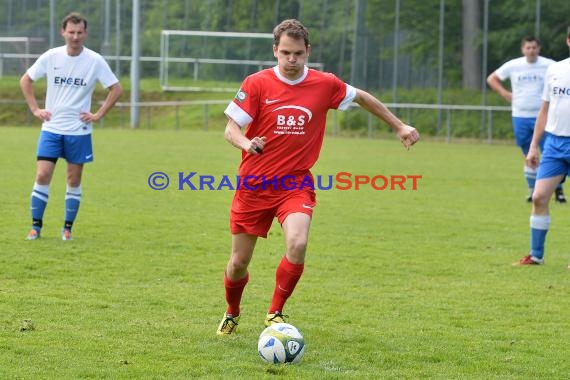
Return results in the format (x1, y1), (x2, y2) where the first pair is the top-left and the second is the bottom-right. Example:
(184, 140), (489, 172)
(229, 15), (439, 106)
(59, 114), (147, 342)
(286, 238), (308, 258)
(67, 179), (81, 187)
(66, 173), (82, 187)
(229, 254), (250, 272)
(532, 191), (550, 209)
(35, 172), (51, 184)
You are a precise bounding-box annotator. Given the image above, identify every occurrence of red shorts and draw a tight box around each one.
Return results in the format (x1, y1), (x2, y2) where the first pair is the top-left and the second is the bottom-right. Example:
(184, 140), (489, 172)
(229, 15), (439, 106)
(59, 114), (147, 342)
(230, 186), (317, 238)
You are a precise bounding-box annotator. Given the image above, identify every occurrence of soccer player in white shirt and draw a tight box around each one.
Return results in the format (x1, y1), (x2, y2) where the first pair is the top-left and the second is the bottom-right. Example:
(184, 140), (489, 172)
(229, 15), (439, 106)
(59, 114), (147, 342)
(20, 12), (122, 241)
(516, 27), (570, 265)
(487, 36), (566, 203)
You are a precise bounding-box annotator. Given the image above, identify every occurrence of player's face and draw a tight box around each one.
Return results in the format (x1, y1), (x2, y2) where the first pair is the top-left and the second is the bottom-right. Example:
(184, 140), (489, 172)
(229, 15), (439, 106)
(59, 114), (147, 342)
(521, 41), (539, 63)
(273, 35), (311, 80)
(61, 22), (87, 56)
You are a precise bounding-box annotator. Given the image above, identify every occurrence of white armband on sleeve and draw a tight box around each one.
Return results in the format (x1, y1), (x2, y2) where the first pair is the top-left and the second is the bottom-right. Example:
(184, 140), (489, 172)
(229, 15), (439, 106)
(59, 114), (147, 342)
(224, 102), (253, 128)
(338, 84), (357, 110)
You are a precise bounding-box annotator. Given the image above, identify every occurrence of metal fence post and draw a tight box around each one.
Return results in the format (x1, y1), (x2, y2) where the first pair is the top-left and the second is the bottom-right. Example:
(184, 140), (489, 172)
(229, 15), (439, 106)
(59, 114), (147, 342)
(446, 108), (451, 143)
(332, 111), (338, 137)
(175, 105), (179, 130)
(487, 109), (493, 144)
(146, 106), (151, 129)
(204, 104), (209, 131)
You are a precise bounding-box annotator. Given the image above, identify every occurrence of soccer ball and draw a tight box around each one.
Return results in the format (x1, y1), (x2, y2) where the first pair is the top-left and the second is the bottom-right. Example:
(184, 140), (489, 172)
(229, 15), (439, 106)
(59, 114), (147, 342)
(257, 323), (305, 364)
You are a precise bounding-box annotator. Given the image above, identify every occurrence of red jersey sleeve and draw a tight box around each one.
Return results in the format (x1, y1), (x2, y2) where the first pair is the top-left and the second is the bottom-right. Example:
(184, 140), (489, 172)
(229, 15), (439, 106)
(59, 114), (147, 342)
(325, 72), (349, 110)
(225, 74), (263, 128)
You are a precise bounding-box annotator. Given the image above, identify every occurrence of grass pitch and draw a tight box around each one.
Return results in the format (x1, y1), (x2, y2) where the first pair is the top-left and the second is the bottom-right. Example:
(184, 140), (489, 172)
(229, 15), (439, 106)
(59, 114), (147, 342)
(1, 126), (570, 379)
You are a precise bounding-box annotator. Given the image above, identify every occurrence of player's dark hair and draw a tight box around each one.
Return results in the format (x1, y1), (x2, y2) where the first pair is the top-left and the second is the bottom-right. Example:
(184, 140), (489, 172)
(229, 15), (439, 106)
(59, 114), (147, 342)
(521, 35), (540, 46)
(62, 12), (87, 30)
(273, 19), (309, 48)
(567, 25), (570, 38)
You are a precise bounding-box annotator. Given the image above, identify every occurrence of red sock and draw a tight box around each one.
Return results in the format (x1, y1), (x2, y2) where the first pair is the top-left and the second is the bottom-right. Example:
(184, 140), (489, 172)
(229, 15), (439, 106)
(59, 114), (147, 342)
(269, 256), (304, 313)
(224, 272), (249, 317)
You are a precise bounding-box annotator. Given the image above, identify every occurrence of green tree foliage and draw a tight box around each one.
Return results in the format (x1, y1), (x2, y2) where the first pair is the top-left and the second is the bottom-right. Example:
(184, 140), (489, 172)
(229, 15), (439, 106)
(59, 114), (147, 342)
(1, 0), (569, 87)
(487, 0), (570, 67)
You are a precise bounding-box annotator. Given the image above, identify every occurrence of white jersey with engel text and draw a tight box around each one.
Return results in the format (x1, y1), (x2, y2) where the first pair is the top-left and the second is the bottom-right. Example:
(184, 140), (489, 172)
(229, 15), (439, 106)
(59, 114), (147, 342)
(26, 45), (119, 135)
(542, 58), (570, 137)
(495, 56), (554, 117)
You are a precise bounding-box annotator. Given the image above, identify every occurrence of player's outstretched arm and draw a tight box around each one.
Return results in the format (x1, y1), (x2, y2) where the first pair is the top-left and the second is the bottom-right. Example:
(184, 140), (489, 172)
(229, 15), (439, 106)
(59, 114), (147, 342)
(224, 118), (266, 155)
(353, 88), (419, 149)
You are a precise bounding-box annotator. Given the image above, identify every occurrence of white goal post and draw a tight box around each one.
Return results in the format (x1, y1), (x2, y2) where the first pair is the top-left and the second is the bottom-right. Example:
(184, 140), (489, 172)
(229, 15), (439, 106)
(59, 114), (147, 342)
(0, 37), (42, 77)
(159, 30), (324, 92)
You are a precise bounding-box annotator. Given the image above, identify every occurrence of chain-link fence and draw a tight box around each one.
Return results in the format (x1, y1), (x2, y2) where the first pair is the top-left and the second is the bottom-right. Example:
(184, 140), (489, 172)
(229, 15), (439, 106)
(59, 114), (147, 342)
(1, 0), (568, 139)
(5, 0), (567, 87)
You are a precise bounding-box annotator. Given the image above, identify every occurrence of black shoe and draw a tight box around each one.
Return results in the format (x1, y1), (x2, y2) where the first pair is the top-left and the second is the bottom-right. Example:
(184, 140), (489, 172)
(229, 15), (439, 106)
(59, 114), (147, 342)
(555, 188), (567, 204)
(527, 188), (534, 203)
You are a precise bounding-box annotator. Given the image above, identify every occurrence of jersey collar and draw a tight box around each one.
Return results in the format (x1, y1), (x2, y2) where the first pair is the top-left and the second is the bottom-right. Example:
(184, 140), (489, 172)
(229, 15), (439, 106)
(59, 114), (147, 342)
(273, 65), (308, 85)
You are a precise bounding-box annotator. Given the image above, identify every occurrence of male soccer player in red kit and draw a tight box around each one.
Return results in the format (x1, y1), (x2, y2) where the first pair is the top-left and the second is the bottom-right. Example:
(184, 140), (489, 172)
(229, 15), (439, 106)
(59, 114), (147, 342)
(217, 19), (420, 335)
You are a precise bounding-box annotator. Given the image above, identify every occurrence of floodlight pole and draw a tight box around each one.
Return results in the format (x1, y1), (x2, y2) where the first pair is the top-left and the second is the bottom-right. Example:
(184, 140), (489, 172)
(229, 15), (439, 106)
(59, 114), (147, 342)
(481, 0), (490, 141)
(102, 0), (111, 55)
(392, 0), (401, 103)
(350, 0), (363, 88)
(49, 0), (55, 48)
(436, 0), (445, 136)
(535, 0), (541, 38)
(130, 0), (140, 128)
(115, 0), (121, 74)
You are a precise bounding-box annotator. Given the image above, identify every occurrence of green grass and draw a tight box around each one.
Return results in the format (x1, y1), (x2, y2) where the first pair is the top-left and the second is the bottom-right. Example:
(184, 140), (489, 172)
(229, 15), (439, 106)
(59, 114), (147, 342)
(1, 126), (570, 379)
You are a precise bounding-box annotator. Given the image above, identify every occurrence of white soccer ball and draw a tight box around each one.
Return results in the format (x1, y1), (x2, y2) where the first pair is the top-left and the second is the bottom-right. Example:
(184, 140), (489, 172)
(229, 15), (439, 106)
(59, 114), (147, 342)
(257, 323), (305, 364)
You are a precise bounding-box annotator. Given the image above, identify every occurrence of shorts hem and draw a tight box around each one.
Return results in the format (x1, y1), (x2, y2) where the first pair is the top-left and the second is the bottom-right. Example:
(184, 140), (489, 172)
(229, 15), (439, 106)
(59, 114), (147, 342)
(230, 227), (268, 239)
(37, 156), (58, 163)
(276, 208), (313, 224)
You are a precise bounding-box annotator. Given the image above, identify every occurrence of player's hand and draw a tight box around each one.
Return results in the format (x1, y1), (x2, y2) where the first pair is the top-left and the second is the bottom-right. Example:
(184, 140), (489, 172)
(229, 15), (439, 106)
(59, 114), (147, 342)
(247, 136), (267, 155)
(33, 108), (51, 122)
(80, 112), (100, 123)
(397, 125), (420, 150)
(526, 145), (540, 169)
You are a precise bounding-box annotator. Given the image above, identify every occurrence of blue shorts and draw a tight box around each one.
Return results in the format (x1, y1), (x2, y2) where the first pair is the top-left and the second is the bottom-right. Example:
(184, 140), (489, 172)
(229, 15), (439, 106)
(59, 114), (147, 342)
(36, 131), (93, 164)
(512, 117), (544, 155)
(536, 133), (570, 180)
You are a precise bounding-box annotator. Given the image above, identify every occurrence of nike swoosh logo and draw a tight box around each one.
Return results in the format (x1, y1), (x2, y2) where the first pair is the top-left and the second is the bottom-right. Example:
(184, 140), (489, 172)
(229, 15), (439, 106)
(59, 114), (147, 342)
(302, 204), (313, 209)
(265, 98), (280, 105)
(85, 154), (93, 159)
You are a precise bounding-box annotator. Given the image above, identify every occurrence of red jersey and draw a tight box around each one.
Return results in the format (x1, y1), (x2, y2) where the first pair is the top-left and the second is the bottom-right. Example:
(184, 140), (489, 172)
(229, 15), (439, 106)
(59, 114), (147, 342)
(225, 66), (355, 185)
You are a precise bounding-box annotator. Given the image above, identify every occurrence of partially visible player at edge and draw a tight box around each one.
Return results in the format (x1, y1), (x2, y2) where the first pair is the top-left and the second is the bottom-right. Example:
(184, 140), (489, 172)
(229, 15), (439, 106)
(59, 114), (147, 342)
(487, 36), (566, 203)
(516, 26), (570, 266)
(20, 12), (122, 241)
(217, 19), (420, 335)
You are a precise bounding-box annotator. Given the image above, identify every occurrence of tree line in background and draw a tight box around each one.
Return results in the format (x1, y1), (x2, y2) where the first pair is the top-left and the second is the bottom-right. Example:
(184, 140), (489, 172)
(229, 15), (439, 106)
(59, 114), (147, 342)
(2, 0), (569, 92)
